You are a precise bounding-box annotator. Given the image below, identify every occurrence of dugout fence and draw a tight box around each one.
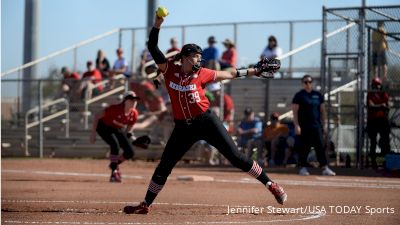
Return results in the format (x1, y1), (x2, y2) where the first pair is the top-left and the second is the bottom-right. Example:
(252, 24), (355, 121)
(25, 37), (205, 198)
(322, 5), (400, 168)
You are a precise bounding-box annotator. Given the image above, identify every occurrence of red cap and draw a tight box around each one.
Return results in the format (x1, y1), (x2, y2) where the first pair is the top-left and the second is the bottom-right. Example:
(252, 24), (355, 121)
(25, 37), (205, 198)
(372, 77), (382, 85)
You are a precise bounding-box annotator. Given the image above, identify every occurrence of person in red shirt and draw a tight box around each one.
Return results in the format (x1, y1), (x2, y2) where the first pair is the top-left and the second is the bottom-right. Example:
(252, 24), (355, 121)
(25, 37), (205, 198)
(81, 60), (104, 99)
(90, 91), (140, 182)
(143, 89), (166, 114)
(207, 82), (235, 133)
(220, 38), (238, 70)
(166, 37), (180, 60)
(123, 15), (286, 215)
(130, 79), (156, 109)
(367, 77), (390, 168)
(60, 66), (80, 100)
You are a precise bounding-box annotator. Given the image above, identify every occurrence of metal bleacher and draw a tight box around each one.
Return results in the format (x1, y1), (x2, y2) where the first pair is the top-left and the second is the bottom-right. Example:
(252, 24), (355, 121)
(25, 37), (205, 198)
(1, 18), (364, 160)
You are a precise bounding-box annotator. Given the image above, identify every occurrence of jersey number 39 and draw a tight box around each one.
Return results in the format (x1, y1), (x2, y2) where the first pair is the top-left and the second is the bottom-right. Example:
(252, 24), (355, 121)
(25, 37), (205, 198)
(188, 91), (200, 103)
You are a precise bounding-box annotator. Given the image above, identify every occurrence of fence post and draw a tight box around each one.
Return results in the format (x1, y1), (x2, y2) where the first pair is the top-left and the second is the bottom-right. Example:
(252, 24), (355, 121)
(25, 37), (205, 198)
(131, 29), (136, 74)
(288, 21), (294, 78)
(73, 47), (78, 72)
(336, 94), (341, 166)
(125, 77), (129, 92)
(65, 100), (70, 138)
(346, 21), (351, 74)
(181, 26), (186, 45)
(118, 29), (122, 49)
(357, 3), (367, 169)
(84, 100), (89, 130)
(25, 111), (29, 157)
(321, 6), (327, 95)
(38, 80), (43, 158)
(17, 69), (22, 126)
(327, 58), (333, 147)
(233, 23), (238, 49)
(220, 83), (225, 121)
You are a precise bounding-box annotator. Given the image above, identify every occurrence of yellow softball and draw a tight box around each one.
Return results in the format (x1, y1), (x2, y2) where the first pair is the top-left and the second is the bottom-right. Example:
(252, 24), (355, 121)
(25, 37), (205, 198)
(156, 6), (169, 18)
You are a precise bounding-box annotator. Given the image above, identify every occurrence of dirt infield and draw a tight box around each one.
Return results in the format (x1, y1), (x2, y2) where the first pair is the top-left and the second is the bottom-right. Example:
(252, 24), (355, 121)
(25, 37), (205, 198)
(2, 159), (400, 225)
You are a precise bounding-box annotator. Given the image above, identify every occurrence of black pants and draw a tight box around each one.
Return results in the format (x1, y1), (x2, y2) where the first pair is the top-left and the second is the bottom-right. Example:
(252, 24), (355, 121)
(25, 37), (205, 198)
(153, 110), (253, 184)
(367, 117), (390, 163)
(299, 127), (328, 167)
(96, 120), (134, 160)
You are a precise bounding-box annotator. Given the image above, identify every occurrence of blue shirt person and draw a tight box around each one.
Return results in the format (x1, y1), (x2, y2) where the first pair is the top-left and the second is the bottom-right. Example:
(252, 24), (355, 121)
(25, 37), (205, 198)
(202, 36), (220, 70)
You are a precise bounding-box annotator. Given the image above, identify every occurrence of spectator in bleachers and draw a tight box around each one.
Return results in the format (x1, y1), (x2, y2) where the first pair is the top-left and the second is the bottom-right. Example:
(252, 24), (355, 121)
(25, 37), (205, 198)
(150, 101), (174, 145)
(166, 37), (180, 59)
(95, 49), (111, 79)
(292, 74), (335, 176)
(372, 21), (388, 79)
(143, 89), (167, 116)
(202, 36), (220, 70)
(367, 77), (390, 169)
(263, 112), (290, 167)
(260, 35), (282, 60)
(110, 48), (130, 78)
(60, 66), (80, 100)
(80, 60), (104, 100)
(237, 107), (264, 166)
(139, 43), (157, 76)
(130, 78), (157, 111)
(127, 84), (169, 145)
(220, 39), (237, 70)
(207, 82), (235, 133)
(281, 118), (298, 166)
(197, 83), (234, 166)
(135, 87), (168, 140)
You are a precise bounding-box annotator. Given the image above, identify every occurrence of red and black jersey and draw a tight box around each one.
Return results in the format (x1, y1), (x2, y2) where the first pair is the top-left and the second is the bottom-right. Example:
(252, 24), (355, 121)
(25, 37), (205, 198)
(163, 60), (216, 120)
(367, 91), (389, 119)
(100, 103), (138, 129)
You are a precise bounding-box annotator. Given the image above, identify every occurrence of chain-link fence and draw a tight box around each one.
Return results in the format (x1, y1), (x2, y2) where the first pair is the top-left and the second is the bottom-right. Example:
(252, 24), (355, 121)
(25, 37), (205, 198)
(3, 14), (399, 162)
(2, 19), (331, 127)
(2, 80), (60, 123)
(2, 20), (332, 125)
(119, 20), (325, 77)
(1, 77), (128, 157)
(323, 5), (400, 168)
(1, 78), (123, 123)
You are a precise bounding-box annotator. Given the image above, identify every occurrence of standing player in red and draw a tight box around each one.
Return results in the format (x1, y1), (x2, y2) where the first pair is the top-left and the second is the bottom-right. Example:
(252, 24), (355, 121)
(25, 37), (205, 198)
(90, 91), (140, 183)
(124, 15), (286, 214)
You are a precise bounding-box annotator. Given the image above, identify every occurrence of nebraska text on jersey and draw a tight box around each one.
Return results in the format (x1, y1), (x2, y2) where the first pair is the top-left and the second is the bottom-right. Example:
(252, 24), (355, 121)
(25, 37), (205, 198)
(169, 82), (198, 92)
(163, 60), (216, 120)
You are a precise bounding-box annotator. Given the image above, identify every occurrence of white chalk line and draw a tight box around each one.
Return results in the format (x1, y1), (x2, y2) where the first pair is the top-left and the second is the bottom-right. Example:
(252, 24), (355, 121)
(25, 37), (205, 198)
(2, 199), (325, 224)
(315, 176), (400, 184)
(2, 199), (229, 208)
(2, 169), (144, 180)
(3, 169), (400, 189)
(217, 178), (400, 189)
(2, 199), (281, 209)
(2, 213), (325, 225)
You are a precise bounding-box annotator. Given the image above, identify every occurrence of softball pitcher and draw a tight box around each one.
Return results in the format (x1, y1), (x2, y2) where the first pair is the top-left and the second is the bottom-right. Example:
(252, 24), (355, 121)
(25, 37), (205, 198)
(124, 14), (287, 214)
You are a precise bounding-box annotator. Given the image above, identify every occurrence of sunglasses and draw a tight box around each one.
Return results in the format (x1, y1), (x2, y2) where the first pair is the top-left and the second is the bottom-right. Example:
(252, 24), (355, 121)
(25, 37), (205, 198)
(303, 80), (313, 84)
